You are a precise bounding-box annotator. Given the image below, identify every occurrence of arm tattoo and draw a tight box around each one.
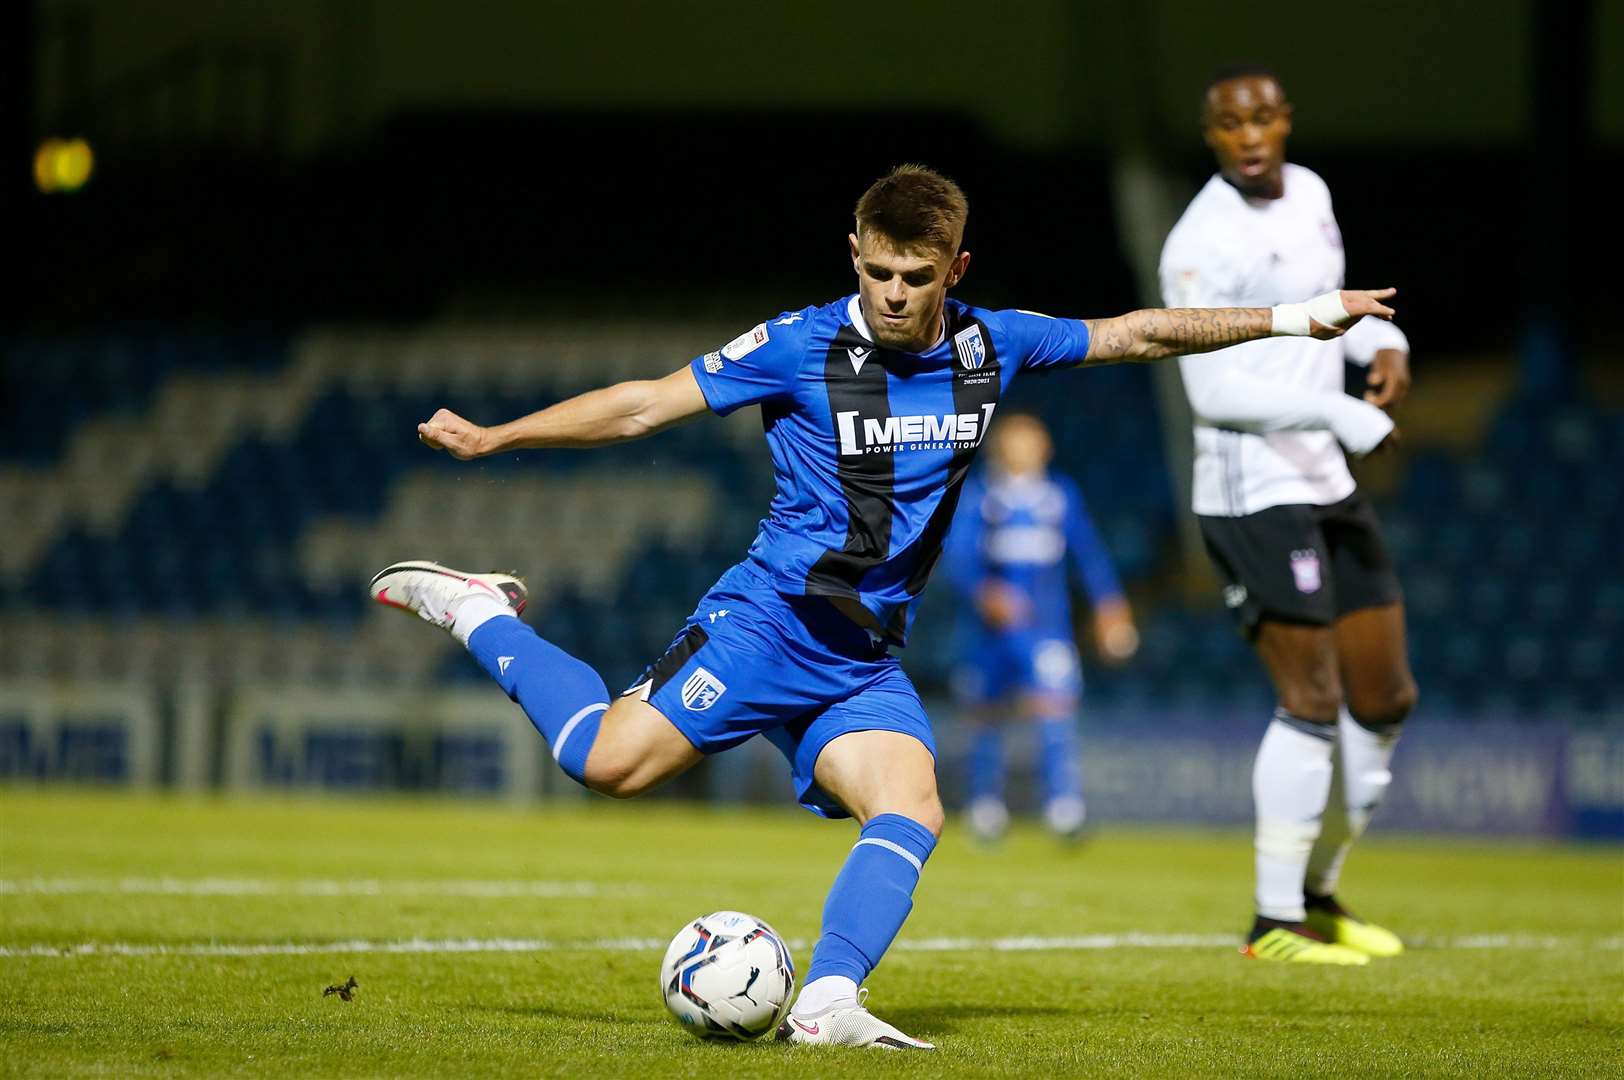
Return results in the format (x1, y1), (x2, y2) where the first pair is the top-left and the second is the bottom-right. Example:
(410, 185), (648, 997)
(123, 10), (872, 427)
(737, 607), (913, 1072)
(1084, 308), (1273, 363)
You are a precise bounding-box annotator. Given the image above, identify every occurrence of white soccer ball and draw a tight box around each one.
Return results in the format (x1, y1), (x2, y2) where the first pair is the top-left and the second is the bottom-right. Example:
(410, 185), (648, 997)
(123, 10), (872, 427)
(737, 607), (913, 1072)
(659, 910), (796, 1041)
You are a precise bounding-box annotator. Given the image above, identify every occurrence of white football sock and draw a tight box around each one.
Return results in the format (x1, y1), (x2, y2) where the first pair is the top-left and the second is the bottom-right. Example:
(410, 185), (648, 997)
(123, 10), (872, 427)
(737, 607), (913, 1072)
(1253, 712), (1336, 922)
(793, 975), (858, 1016)
(449, 594), (516, 646)
(1307, 707), (1401, 897)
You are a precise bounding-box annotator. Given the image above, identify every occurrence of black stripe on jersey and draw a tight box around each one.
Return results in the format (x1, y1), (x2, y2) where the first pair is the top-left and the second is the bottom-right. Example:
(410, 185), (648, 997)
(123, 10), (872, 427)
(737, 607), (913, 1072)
(899, 312), (1002, 604)
(806, 325), (897, 612)
(624, 624), (710, 699)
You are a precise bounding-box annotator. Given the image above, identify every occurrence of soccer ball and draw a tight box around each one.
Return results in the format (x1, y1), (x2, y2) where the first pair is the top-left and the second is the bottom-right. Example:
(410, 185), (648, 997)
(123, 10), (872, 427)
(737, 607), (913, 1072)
(659, 910), (796, 1040)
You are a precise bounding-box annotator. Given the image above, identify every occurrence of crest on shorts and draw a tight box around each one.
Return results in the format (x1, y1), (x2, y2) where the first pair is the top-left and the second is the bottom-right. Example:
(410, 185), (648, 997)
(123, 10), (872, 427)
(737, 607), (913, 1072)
(953, 324), (986, 370)
(680, 667), (727, 712)
(1290, 549), (1322, 594)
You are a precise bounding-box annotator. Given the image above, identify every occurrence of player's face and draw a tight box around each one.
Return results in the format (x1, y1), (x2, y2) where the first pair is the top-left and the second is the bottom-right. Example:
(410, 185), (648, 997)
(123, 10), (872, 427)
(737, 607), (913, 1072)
(1203, 76), (1293, 199)
(990, 417), (1052, 476)
(848, 230), (971, 352)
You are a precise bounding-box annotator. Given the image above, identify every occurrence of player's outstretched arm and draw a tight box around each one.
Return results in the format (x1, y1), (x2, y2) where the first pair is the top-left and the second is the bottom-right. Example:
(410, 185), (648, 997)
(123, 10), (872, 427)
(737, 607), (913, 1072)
(417, 366), (711, 460)
(1082, 288), (1397, 363)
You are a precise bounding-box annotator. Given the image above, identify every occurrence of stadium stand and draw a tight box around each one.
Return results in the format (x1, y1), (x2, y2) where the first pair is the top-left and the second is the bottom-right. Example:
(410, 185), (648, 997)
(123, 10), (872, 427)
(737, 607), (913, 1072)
(5, 327), (1618, 720)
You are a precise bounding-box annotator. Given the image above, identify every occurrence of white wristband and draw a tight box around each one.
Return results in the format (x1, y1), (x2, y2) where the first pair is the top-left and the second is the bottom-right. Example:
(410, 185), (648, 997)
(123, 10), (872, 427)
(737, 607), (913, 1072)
(1271, 291), (1350, 336)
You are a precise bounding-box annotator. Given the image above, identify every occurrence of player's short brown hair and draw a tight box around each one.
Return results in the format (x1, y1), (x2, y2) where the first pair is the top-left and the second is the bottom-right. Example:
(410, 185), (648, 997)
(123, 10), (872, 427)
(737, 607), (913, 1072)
(854, 164), (968, 254)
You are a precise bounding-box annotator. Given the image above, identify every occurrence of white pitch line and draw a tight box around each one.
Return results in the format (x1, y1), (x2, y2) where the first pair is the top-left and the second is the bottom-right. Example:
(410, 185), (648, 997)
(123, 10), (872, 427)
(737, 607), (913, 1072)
(1, 934), (1618, 960)
(905, 934), (1235, 951)
(0, 879), (638, 898)
(0, 938), (657, 959)
(1421, 934), (1624, 950)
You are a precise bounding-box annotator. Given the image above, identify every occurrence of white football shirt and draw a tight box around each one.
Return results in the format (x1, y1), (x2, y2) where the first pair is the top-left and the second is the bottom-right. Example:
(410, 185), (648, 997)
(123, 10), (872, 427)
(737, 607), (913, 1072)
(1159, 163), (1408, 517)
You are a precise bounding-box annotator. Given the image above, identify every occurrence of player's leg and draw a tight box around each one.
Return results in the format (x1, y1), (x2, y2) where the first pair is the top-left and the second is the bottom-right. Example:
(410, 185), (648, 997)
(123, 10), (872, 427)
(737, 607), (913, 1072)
(804, 729), (942, 996)
(1022, 692), (1086, 837)
(1302, 494), (1415, 955)
(1197, 509), (1369, 964)
(778, 675), (940, 1049)
(955, 649), (1010, 841)
(469, 617), (705, 795)
(577, 698), (704, 797)
(965, 704), (1011, 841)
(1314, 602), (1416, 890)
(371, 561), (619, 786)
(1250, 620), (1342, 911)
(371, 560), (703, 795)
(1243, 621), (1368, 963)
(1021, 638), (1087, 838)
(1302, 601), (1416, 955)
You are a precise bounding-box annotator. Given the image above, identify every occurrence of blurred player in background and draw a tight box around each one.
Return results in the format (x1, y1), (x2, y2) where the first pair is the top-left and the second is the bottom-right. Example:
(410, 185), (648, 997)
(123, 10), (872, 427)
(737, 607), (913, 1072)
(1159, 65), (1418, 966)
(375, 162), (1397, 1046)
(944, 413), (1137, 841)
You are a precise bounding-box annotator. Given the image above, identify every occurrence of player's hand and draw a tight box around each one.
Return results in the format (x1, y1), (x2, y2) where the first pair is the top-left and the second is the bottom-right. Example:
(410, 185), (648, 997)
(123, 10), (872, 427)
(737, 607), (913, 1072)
(1308, 288), (1397, 339)
(418, 408), (491, 460)
(1370, 426), (1402, 454)
(975, 582), (1030, 631)
(1091, 599), (1139, 666)
(1364, 348), (1411, 410)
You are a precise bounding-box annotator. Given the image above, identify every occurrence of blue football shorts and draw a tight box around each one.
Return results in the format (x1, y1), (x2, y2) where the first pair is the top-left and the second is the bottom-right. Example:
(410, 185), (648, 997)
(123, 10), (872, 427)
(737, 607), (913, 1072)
(624, 559), (935, 818)
(951, 630), (1083, 705)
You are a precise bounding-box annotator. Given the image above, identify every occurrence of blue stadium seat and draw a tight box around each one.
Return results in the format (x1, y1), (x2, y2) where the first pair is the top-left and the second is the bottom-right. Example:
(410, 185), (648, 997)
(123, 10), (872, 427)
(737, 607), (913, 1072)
(12, 330), (1616, 720)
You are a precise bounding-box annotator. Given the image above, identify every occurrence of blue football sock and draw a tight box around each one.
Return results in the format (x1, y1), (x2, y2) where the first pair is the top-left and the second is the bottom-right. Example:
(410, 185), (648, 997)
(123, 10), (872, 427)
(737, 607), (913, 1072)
(1036, 712), (1083, 805)
(969, 725), (1005, 804)
(806, 813), (937, 985)
(465, 616), (608, 785)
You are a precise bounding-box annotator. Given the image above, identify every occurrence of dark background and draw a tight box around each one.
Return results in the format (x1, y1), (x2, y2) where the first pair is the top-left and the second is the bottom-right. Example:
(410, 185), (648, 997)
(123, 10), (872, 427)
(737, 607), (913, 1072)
(17, 0), (1614, 370)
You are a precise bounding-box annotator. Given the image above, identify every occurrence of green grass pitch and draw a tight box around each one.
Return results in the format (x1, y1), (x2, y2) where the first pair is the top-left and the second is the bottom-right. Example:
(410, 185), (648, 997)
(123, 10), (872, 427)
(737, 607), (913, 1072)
(1, 789), (1619, 1078)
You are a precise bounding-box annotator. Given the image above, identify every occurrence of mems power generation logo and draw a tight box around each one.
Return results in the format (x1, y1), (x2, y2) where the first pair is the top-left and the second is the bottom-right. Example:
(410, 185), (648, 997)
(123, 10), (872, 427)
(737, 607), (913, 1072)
(835, 404), (997, 456)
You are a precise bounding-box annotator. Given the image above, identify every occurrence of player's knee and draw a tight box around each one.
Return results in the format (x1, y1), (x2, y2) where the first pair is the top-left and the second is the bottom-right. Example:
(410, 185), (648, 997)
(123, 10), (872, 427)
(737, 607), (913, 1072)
(870, 794), (944, 838)
(902, 797), (945, 840)
(915, 796), (946, 839)
(581, 751), (654, 799)
(582, 769), (639, 800)
(1348, 676), (1418, 730)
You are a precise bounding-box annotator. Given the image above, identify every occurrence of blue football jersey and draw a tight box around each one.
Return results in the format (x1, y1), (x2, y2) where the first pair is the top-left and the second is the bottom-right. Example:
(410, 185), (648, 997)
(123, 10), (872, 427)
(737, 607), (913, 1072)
(689, 294), (1090, 646)
(943, 470), (1124, 637)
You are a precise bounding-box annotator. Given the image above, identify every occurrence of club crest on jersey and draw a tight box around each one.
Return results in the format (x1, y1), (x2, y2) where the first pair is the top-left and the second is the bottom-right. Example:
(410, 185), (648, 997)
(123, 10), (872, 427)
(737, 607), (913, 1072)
(680, 668), (727, 711)
(953, 324), (987, 370)
(1290, 549), (1322, 594)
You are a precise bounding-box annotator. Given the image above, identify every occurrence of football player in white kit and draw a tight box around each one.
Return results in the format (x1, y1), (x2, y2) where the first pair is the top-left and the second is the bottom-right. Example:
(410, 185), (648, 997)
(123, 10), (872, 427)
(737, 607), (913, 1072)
(1159, 65), (1418, 965)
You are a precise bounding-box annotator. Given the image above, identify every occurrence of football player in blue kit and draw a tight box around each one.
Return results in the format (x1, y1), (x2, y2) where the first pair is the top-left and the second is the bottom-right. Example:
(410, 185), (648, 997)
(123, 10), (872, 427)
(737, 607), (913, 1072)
(373, 164), (1399, 1049)
(945, 413), (1138, 842)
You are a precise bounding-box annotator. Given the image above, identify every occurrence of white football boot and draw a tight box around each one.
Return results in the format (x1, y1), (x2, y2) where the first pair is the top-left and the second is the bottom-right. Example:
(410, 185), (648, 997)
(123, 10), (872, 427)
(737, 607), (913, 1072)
(1043, 795), (1087, 839)
(967, 796), (1010, 843)
(369, 560), (528, 631)
(776, 989), (934, 1050)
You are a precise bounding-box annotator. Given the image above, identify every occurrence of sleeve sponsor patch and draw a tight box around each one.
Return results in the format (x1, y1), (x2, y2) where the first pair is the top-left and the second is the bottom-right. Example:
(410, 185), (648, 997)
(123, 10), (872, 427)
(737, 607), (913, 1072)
(721, 323), (769, 361)
(702, 351), (723, 373)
